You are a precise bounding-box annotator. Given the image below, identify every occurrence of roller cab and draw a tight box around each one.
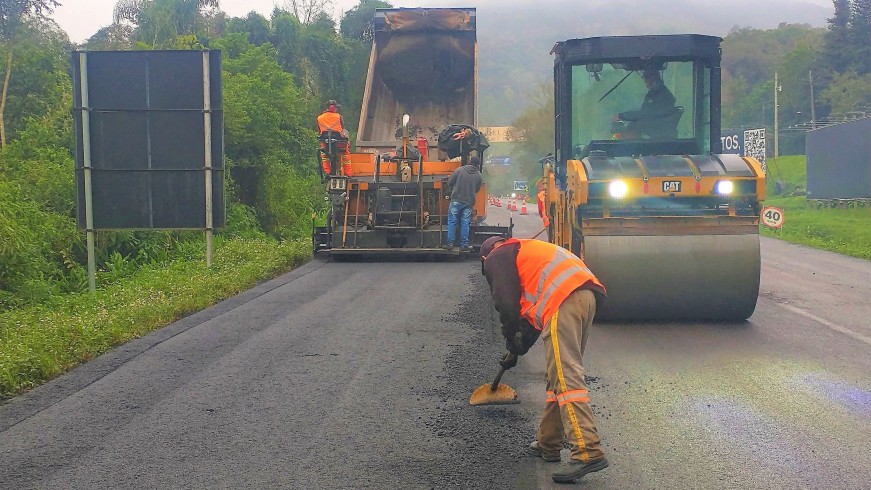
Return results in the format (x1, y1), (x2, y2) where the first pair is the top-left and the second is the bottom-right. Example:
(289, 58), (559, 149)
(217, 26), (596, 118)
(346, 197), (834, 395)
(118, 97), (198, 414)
(546, 35), (765, 321)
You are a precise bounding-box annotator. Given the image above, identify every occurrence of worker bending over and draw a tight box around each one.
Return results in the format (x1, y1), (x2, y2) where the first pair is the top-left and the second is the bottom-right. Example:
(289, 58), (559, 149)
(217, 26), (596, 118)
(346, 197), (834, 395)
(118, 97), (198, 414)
(316, 100), (351, 176)
(479, 236), (609, 483)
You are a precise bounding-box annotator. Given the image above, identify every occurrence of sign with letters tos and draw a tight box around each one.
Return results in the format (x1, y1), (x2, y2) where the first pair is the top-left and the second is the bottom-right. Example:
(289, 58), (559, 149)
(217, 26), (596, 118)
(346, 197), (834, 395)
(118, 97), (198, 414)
(721, 128), (767, 174)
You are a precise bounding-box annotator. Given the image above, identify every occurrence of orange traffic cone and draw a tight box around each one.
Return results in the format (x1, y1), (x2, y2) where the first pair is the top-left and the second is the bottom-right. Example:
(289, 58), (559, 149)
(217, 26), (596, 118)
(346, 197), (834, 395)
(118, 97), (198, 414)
(520, 201), (528, 215)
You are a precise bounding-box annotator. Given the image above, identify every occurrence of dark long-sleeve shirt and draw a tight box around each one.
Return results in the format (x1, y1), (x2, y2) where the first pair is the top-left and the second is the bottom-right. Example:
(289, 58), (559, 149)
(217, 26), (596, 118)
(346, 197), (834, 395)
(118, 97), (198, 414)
(483, 241), (606, 352)
(619, 84), (676, 122)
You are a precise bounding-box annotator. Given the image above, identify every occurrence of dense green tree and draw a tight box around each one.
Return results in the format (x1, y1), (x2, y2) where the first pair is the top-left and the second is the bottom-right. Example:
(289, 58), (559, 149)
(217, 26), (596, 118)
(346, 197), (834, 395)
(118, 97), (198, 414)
(822, 0), (852, 72)
(113, 0), (220, 48)
(1, 21), (68, 142)
(776, 44), (819, 126)
(0, 0), (60, 146)
(339, 0), (390, 41)
(226, 11), (270, 46)
(0, 20), (78, 304)
(819, 71), (871, 112)
(212, 33), (320, 237)
(722, 24), (824, 90)
(271, 9), (302, 76)
(848, 0), (871, 74)
(721, 24), (825, 130)
(84, 24), (135, 50)
(301, 17), (350, 106)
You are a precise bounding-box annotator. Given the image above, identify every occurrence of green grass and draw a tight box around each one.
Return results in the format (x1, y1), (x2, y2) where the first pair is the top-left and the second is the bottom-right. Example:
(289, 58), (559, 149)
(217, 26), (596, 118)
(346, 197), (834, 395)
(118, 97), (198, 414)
(765, 155), (807, 196)
(760, 155), (871, 260)
(0, 238), (311, 398)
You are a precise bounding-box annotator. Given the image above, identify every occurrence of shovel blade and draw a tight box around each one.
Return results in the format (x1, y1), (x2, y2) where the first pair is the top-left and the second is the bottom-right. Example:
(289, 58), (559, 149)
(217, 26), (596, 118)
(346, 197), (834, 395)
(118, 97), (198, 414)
(469, 382), (520, 406)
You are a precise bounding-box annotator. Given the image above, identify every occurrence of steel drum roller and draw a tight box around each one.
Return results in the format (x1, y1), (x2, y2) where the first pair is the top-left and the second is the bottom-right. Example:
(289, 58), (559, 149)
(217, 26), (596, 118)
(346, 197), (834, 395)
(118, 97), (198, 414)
(584, 233), (761, 321)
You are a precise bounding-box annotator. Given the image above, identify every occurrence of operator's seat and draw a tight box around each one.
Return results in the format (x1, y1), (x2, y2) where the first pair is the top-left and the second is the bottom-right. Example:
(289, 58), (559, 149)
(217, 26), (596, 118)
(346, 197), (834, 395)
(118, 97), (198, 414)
(653, 106), (683, 139)
(624, 106), (683, 140)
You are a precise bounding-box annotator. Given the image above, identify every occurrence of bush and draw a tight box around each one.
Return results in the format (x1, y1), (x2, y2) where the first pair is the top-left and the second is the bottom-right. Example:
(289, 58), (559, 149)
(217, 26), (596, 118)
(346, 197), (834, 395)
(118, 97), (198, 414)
(0, 237), (311, 397)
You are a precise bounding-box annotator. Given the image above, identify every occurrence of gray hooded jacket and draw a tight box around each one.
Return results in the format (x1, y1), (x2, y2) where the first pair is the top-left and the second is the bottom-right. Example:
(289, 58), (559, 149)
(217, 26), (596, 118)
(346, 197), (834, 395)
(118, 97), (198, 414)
(447, 165), (483, 206)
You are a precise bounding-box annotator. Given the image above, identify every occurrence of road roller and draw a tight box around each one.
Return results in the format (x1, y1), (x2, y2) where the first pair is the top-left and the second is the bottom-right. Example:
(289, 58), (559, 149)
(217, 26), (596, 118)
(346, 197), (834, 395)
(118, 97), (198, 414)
(543, 35), (765, 321)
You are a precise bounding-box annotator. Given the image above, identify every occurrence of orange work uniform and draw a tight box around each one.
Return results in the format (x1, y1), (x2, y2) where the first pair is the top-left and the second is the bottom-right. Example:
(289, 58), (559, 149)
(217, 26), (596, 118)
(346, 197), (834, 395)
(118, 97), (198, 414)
(483, 238), (606, 464)
(537, 190), (550, 227)
(316, 111), (351, 176)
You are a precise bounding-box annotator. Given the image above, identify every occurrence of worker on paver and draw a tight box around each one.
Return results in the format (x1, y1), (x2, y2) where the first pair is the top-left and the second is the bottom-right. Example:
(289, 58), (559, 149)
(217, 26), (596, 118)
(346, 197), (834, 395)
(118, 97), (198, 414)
(316, 100), (351, 176)
(479, 236), (609, 484)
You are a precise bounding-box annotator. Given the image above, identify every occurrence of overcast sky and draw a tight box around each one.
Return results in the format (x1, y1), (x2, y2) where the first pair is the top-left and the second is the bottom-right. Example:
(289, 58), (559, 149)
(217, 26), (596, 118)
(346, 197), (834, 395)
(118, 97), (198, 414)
(52, 0), (833, 43)
(51, 0), (410, 43)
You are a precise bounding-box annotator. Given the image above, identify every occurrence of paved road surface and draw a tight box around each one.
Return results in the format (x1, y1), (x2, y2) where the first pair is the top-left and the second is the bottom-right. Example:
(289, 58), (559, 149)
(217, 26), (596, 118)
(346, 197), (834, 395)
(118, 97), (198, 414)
(1, 202), (869, 489)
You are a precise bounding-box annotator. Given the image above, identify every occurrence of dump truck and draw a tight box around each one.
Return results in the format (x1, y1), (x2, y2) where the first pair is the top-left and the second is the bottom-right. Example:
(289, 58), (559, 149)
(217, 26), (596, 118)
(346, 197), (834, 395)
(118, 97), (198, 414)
(543, 35), (765, 321)
(312, 7), (510, 257)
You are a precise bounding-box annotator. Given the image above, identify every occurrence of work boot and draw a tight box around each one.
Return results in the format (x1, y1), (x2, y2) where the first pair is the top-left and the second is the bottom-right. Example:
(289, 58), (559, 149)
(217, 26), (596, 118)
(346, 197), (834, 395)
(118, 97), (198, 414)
(441, 243), (455, 251)
(551, 457), (609, 483)
(528, 440), (561, 463)
(459, 245), (473, 253)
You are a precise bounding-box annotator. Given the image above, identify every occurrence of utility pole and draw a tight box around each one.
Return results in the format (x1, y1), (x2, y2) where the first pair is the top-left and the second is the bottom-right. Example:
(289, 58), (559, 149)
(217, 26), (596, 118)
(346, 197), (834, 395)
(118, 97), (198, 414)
(771, 72), (784, 186)
(809, 70), (816, 130)
(774, 72), (780, 162)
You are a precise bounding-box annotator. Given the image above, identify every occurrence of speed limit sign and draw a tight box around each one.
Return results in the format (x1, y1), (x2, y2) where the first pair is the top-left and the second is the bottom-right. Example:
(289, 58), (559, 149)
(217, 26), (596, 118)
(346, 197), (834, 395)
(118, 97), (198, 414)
(760, 206), (785, 229)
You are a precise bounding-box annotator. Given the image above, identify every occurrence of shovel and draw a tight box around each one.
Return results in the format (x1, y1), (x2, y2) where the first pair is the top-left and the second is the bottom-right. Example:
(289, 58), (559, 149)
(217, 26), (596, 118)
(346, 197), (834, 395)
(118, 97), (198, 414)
(469, 360), (521, 406)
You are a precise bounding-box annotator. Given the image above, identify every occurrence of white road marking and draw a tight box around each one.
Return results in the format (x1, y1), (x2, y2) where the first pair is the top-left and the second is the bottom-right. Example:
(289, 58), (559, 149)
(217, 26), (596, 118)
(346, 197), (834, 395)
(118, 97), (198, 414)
(775, 303), (871, 347)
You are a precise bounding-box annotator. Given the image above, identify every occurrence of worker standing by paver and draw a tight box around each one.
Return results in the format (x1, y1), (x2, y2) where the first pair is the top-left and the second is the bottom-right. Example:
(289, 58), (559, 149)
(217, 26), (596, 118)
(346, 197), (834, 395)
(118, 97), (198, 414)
(536, 178), (552, 241)
(479, 236), (609, 483)
(536, 179), (549, 227)
(443, 156), (483, 252)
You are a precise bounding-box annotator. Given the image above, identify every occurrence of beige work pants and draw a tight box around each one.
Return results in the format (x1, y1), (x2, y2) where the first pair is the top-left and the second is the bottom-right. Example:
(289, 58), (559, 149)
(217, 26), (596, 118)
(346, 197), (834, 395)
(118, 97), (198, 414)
(535, 288), (604, 462)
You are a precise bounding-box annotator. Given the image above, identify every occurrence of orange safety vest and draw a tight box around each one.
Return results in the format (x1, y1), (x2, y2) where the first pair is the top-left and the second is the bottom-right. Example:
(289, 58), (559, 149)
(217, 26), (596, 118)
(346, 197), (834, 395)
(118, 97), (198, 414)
(508, 238), (604, 331)
(317, 111), (344, 134)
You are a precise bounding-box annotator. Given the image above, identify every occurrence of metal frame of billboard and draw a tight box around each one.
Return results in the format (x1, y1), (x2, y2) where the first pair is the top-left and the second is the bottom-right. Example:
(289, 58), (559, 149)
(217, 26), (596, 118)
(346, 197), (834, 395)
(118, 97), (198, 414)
(72, 50), (224, 291)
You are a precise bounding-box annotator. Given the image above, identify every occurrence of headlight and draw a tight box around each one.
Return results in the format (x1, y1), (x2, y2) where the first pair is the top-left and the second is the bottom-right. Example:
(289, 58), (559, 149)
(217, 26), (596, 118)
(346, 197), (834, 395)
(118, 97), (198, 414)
(715, 180), (734, 195)
(511, 192), (517, 198)
(609, 180), (628, 199)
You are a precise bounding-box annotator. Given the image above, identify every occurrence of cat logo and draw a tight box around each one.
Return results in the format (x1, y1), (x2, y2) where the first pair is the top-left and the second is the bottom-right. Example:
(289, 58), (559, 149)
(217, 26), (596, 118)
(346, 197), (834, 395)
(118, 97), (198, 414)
(662, 180), (682, 193)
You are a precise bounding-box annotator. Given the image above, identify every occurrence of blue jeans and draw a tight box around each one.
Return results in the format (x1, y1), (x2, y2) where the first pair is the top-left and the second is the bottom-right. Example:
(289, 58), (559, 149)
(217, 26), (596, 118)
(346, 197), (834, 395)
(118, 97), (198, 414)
(447, 201), (473, 247)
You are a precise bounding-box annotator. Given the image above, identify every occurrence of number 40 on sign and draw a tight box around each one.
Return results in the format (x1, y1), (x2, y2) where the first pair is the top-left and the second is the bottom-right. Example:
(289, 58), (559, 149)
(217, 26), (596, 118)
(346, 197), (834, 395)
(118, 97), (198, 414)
(761, 206), (785, 229)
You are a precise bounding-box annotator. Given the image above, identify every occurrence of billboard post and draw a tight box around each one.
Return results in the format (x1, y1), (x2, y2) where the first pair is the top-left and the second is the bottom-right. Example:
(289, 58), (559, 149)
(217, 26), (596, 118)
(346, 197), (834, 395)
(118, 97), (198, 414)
(203, 51), (214, 268)
(78, 52), (96, 292)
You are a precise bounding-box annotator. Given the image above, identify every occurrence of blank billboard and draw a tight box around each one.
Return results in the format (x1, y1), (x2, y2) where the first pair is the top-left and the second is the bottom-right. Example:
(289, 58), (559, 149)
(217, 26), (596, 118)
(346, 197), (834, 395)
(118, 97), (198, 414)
(806, 118), (871, 200)
(72, 50), (225, 230)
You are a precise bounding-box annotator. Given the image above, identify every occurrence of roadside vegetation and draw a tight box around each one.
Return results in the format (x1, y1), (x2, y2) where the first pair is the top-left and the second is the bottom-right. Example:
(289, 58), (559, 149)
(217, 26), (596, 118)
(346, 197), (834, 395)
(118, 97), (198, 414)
(0, 239), (310, 396)
(762, 155), (871, 260)
(0, 0), (393, 398)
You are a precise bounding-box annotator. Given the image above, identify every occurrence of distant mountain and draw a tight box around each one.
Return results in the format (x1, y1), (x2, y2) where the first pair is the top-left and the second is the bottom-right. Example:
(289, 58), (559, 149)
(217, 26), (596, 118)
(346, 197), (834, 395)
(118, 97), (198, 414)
(419, 0), (832, 124)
